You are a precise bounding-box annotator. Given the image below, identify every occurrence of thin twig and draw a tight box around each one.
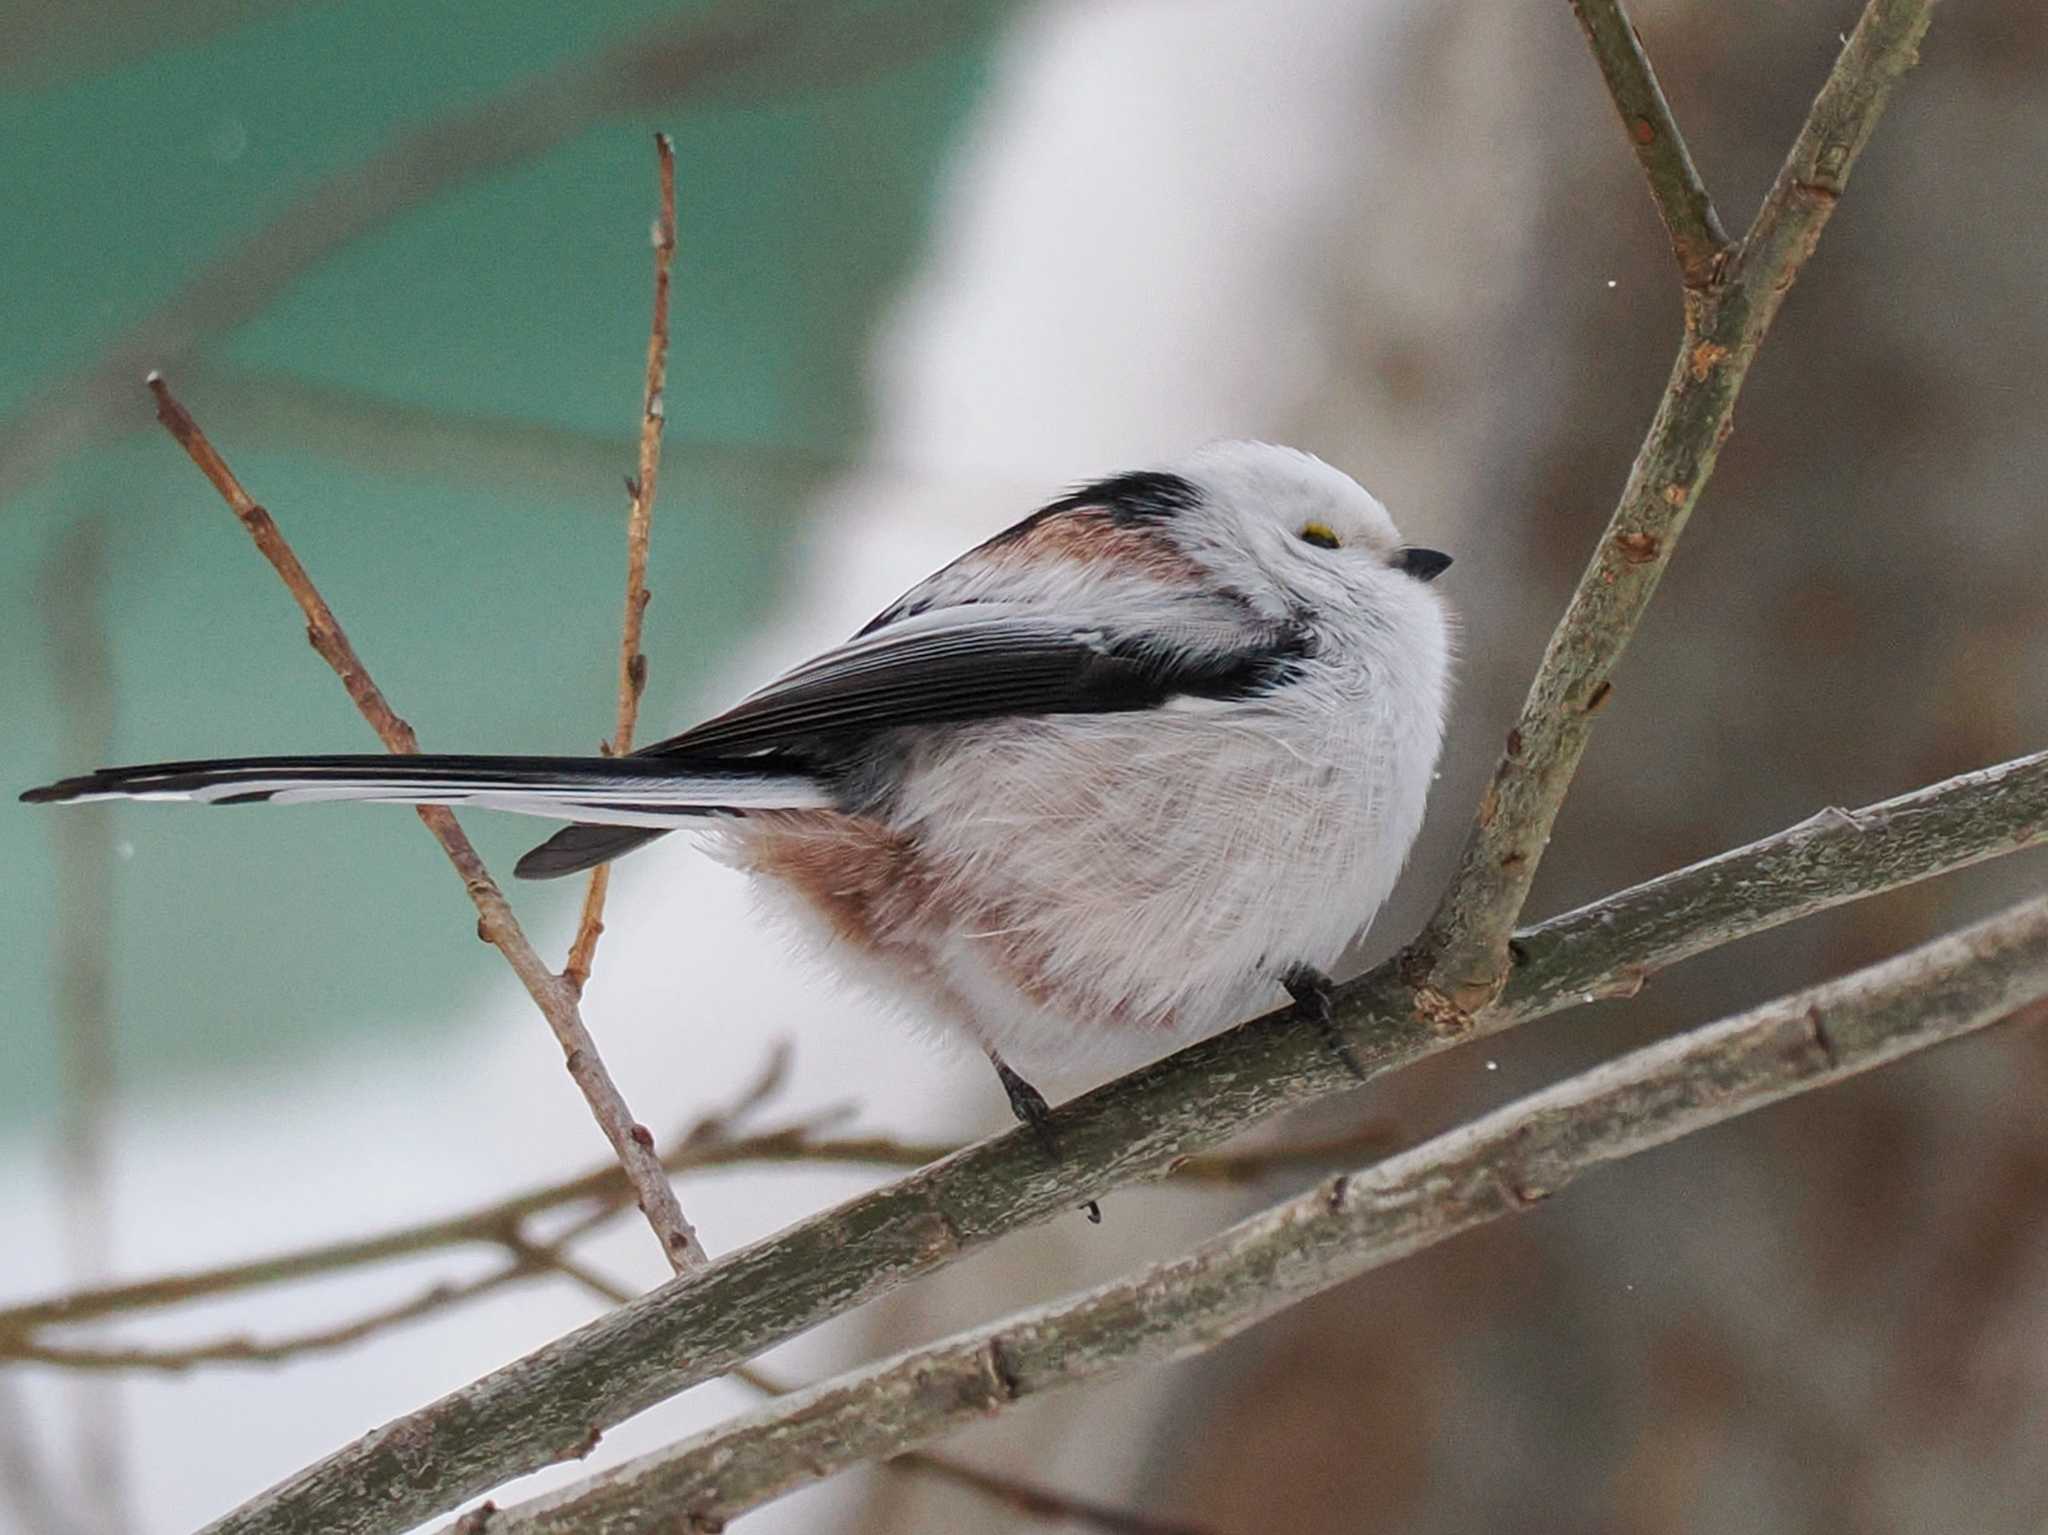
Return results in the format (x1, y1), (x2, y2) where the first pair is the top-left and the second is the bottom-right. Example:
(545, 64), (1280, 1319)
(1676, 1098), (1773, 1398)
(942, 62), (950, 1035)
(469, 892), (2048, 1534)
(12, 1219), (623, 1377)
(1410, 0), (1935, 1016)
(0, 1119), (1399, 1350)
(40, 516), (132, 1534)
(886, 1454), (1217, 1535)
(144, 373), (707, 1272)
(9, 1268), (536, 1374)
(193, 741), (2039, 1535)
(565, 132), (678, 997)
(1570, 0), (1731, 286)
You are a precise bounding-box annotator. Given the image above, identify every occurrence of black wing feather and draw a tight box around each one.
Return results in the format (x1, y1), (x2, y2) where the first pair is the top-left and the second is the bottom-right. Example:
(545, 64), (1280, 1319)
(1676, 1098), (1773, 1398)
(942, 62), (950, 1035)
(639, 610), (1311, 761)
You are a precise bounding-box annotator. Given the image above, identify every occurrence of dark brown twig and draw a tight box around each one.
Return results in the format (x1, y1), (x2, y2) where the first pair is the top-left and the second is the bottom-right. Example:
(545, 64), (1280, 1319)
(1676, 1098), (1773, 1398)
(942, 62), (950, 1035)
(564, 133), (678, 997)
(144, 372), (706, 1272)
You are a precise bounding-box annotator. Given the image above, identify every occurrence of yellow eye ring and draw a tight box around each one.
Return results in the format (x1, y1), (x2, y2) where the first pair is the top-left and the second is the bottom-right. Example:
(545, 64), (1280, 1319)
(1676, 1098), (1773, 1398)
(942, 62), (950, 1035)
(1298, 522), (1341, 550)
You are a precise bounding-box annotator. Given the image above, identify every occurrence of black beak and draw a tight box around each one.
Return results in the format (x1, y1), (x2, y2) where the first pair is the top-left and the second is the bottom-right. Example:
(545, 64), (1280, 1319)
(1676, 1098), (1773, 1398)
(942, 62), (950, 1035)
(1396, 547), (1453, 583)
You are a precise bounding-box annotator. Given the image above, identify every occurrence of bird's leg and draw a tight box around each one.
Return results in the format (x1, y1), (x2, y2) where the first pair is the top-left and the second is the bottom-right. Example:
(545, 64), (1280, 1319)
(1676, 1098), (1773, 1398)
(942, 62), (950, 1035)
(989, 1051), (1060, 1159)
(987, 1050), (1101, 1224)
(1282, 965), (1368, 1083)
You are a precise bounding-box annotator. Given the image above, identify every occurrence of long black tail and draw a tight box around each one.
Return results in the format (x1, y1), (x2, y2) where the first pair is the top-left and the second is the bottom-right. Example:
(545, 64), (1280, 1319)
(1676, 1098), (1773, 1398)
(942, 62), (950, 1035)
(20, 754), (829, 880)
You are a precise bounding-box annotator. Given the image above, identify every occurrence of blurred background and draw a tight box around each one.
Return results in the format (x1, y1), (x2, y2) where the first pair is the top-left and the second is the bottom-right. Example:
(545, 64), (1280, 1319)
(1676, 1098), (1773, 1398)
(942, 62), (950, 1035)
(3, 1), (2045, 1531)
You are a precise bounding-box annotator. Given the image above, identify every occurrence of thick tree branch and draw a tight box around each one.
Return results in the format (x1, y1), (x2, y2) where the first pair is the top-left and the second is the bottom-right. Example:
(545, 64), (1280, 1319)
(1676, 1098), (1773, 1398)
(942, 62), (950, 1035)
(470, 894), (2048, 1533)
(1412, 0), (1935, 1013)
(1570, 0), (1731, 286)
(1502, 749), (2048, 1018)
(145, 374), (707, 1272)
(564, 133), (677, 997)
(195, 745), (2040, 1535)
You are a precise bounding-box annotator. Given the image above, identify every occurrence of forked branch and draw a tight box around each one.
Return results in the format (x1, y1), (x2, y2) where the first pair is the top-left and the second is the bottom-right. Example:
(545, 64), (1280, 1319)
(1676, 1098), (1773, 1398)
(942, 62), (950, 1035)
(1411, 0), (1937, 1013)
(1571, 0), (1731, 285)
(146, 374), (705, 1273)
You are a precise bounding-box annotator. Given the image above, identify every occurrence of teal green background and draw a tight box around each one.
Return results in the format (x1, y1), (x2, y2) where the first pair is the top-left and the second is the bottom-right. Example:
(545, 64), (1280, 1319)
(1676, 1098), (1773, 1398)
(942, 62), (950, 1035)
(2, 1), (1007, 1125)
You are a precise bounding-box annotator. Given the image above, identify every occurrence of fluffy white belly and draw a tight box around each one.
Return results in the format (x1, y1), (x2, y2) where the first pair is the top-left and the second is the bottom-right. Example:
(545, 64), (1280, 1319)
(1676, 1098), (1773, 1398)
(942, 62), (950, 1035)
(721, 664), (1434, 1078)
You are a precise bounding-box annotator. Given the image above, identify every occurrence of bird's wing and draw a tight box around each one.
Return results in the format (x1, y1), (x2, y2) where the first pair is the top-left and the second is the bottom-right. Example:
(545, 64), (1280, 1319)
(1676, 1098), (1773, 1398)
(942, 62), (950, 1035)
(642, 599), (1312, 760)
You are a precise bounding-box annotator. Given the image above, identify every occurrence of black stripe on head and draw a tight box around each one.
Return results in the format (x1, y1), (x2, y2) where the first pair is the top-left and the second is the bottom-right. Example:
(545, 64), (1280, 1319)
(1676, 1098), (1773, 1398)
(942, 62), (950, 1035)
(977, 469), (1204, 554)
(1039, 469), (1203, 529)
(858, 470), (1205, 636)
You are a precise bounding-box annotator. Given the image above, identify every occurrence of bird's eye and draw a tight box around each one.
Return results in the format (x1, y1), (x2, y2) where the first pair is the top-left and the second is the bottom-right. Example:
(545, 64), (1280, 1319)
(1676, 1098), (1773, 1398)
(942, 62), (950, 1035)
(1298, 522), (1341, 550)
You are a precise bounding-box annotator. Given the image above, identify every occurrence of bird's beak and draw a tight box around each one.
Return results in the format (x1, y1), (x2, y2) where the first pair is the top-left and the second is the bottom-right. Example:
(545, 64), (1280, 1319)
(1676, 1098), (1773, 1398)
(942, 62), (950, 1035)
(1397, 547), (1453, 583)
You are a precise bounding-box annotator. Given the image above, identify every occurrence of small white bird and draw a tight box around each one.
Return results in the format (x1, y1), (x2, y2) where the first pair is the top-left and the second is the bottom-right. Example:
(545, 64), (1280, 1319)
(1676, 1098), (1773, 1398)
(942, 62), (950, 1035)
(25, 441), (1453, 1146)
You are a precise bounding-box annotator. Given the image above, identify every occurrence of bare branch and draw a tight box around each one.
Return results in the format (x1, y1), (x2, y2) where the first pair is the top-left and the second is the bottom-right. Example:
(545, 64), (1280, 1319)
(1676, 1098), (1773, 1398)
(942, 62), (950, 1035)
(1412, 0), (1935, 1013)
(193, 739), (2039, 1535)
(504, 1250), (1220, 1535)
(144, 374), (706, 1272)
(1503, 749), (2048, 1018)
(9, 1266), (536, 1375)
(25, 737), (2035, 1345)
(472, 894), (2048, 1533)
(8, 1216), (624, 1378)
(0, 1117), (1399, 1350)
(39, 515), (132, 1532)
(0, 1376), (84, 1535)
(1570, 0), (1731, 286)
(565, 133), (679, 997)
(728, 1366), (1219, 1535)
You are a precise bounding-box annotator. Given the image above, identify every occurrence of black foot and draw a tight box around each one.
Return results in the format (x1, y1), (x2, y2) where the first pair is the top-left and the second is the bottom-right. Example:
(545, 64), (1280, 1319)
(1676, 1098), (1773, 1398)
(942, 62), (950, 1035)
(993, 1055), (1060, 1159)
(1282, 965), (1368, 1083)
(989, 1053), (1102, 1224)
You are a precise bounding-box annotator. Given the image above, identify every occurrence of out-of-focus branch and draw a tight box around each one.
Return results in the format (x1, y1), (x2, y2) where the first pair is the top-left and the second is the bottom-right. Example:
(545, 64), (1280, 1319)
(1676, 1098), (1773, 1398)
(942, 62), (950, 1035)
(0, 1114), (1399, 1349)
(0, 1355), (83, 1535)
(180, 365), (863, 500)
(565, 133), (677, 997)
(0, 0), (997, 508)
(1570, 0), (1730, 286)
(39, 514), (131, 1535)
(1411, 0), (1935, 1014)
(471, 893), (2048, 1534)
(728, 1366), (1218, 1535)
(144, 373), (707, 1272)
(192, 741), (2039, 1535)
(9, 1266), (536, 1375)
(0, 1053), (794, 1368)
